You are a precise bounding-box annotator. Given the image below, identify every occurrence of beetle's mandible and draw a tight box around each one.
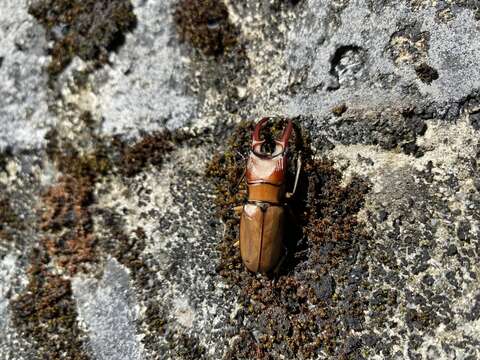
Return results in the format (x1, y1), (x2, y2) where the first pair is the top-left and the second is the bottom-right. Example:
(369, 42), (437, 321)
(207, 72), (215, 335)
(235, 118), (301, 273)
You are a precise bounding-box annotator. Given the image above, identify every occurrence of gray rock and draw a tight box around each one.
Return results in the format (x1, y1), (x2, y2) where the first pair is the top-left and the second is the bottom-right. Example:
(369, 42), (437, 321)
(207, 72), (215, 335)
(94, 0), (197, 137)
(72, 258), (144, 360)
(0, 0), (52, 151)
(0, 254), (35, 360)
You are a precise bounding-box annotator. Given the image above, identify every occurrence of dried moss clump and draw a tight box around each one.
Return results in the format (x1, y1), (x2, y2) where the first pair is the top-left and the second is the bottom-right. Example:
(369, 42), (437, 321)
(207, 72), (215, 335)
(11, 250), (89, 360)
(174, 0), (238, 56)
(206, 119), (370, 358)
(115, 129), (209, 177)
(41, 175), (97, 274)
(415, 62), (439, 84)
(0, 194), (24, 242)
(115, 131), (175, 177)
(40, 126), (118, 274)
(28, 0), (136, 77)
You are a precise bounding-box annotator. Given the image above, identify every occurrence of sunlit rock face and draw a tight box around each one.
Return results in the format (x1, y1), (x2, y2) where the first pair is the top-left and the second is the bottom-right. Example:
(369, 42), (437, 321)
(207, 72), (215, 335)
(1, 0), (479, 359)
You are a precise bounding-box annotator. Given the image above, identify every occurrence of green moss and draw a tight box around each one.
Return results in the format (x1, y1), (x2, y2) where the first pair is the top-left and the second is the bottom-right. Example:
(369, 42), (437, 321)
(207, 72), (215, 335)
(28, 0), (136, 79)
(174, 0), (238, 56)
(206, 119), (370, 358)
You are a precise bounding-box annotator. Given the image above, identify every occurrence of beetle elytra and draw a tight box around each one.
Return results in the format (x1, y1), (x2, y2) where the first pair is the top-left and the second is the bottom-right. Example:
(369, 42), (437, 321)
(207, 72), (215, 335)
(236, 118), (301, 273)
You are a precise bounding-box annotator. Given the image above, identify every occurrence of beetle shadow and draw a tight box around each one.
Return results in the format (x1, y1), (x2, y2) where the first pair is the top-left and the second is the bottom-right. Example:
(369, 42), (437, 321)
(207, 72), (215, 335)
(269, 120), (314, 278)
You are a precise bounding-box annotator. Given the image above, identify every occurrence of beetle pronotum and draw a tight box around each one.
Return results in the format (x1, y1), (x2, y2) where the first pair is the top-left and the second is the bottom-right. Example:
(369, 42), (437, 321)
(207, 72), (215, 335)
(235, 118), (301, 273)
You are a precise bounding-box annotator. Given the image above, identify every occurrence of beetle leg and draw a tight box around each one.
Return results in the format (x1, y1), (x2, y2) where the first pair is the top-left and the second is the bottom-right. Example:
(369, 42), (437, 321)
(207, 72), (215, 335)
(233, 205), (243, 216)
(286, 154), (302, 198)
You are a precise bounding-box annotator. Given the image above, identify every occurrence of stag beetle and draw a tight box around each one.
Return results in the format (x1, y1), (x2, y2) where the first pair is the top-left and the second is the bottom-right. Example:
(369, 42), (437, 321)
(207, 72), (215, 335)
(234, 118), (301, 273)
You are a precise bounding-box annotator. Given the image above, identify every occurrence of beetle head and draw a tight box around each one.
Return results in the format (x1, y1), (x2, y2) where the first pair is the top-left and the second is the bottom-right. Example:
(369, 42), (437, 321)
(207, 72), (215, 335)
(251, 117), (293, 156)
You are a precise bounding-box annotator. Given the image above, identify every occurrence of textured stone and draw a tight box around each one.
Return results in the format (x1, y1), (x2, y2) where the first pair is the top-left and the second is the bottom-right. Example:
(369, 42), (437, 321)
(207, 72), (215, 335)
(72, 258), (144, 360)
(0, 0), (52, 151)
(0, 0), (479, 359)
(93, 0), (198, 137)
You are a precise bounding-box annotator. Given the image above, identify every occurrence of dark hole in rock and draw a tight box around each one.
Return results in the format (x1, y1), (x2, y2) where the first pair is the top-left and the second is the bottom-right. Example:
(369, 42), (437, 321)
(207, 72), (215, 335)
(329, 45), (366, 90)
(207, 18), (222, 29)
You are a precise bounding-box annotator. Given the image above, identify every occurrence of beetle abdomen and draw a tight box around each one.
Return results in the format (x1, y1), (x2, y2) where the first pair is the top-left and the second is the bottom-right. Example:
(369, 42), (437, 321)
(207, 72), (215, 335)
(239, 203), (285, 273)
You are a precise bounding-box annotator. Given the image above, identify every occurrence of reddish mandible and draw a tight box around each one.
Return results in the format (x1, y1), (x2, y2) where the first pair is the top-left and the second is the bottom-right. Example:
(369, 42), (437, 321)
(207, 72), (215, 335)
(235, 118), (301, 273)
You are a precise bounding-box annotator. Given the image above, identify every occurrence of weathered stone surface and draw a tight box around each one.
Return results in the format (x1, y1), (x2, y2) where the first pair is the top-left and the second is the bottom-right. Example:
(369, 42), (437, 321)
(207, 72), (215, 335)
(72, 258), (144, 360)
(93, 0), (198, 136)
(0, 0), (51, 151)
(1, 0), (479, 359)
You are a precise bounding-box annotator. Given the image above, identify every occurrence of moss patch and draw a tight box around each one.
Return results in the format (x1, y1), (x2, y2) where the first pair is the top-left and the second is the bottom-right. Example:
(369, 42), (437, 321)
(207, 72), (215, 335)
(174, 0), (238, 56)
(0, 195), (24, 243)
(114, 131), (175, 177)
(44, 126), (207, 356)
(41, 175), (97, 274)
(206, 119), (370, 358)
(40, 124), (194, 274)
(12, 104), (206, 357)
(40, 124), (116, 274)
(28, 0), (136, 79)
(11, 249), (89, 360)
(415, 62), (439, 84)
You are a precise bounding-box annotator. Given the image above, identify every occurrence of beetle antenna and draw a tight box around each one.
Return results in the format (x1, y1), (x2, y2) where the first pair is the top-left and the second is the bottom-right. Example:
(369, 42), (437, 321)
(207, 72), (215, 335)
(236, 150), (245, 161)
(233, 167), (246, 191)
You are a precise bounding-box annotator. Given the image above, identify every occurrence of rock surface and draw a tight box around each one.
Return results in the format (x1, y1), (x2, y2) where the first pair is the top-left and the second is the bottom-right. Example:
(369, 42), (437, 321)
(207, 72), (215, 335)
(0, 0), (479, 359)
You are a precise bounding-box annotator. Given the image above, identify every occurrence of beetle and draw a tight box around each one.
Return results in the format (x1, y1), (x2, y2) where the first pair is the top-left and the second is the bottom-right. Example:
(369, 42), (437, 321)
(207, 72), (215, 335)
(235, 117), (301, 273)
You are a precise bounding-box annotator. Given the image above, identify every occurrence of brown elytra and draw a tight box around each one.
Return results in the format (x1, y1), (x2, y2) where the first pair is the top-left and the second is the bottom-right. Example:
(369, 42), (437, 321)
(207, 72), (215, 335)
(238, 118), (299, 273)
